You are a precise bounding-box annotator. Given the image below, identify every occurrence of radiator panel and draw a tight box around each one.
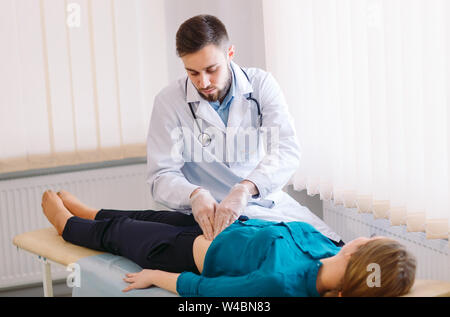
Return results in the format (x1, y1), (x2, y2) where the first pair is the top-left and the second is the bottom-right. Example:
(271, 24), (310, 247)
(324, 200), (450, 281)
(0, 163), (158, 289)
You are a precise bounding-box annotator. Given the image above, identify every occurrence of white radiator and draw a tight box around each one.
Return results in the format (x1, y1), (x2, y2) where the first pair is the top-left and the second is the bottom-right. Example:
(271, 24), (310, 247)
(0, 163), (160, 289)
(323, 200), (450, 282)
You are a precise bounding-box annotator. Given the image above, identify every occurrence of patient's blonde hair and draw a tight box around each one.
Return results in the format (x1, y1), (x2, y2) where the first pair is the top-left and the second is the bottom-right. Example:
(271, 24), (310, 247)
(326, 238), (416, 297)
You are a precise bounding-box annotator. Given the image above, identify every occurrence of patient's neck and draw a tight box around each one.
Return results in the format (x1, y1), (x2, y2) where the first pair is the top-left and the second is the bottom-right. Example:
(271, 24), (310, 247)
(316, 255), (346, 294)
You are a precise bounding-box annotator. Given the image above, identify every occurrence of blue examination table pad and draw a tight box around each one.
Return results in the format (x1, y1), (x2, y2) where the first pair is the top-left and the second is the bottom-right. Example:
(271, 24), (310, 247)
(72, 253), (178, 297)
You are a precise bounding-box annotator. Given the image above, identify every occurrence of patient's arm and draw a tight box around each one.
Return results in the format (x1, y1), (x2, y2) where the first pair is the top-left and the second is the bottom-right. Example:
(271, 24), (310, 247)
(122, 235), (212, 294)
(150, 270), (180, 294)
(177, 271), (289, 296)
(123, 270), (288, 296)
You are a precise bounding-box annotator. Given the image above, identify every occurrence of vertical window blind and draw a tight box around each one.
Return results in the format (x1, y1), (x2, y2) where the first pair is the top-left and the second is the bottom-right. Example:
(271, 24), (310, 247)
(0, 0), (169, 174)
(262, 0), (450, 243)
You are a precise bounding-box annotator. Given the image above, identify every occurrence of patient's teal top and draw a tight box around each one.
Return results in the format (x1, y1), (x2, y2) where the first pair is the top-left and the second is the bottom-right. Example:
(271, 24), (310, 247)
(176, 219), (341, 297)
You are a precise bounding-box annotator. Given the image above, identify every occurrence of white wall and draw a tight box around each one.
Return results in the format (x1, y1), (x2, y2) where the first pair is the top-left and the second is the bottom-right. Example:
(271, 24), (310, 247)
(162, 0), (267, 81)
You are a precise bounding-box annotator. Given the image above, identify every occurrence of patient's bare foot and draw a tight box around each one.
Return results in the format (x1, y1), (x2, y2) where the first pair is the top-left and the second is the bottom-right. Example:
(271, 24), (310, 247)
(41, 190), (73, 235)
(57, 190), (98, 220)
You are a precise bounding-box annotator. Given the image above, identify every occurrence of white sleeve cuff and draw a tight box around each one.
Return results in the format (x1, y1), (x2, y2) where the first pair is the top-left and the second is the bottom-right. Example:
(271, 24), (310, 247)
(244, 172), (272, 200)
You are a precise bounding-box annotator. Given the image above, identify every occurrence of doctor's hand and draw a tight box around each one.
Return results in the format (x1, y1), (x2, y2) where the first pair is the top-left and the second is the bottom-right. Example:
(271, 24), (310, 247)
(190, 188), (217, 241)
(213, 184), (251, 238)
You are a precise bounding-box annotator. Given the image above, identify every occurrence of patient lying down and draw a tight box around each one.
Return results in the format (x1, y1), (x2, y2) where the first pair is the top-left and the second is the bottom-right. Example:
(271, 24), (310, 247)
(41, 190), (416, 297)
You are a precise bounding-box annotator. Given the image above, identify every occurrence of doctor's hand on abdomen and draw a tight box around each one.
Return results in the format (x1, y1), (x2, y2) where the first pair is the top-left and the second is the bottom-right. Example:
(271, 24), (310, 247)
(213, 184), (252, 238)
(189, 188), (217, 240)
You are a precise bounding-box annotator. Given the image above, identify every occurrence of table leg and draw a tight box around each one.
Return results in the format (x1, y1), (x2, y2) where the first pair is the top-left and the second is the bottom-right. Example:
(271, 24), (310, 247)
(40, 256), (54, 297)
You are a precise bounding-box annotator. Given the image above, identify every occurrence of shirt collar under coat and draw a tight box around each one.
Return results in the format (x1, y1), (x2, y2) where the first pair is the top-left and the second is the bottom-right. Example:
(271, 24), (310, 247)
(185, 61), (254, 133)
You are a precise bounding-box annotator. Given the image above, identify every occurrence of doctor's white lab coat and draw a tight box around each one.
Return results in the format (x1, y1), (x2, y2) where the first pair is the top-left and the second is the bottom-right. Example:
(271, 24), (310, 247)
(146, 61), (341, 242)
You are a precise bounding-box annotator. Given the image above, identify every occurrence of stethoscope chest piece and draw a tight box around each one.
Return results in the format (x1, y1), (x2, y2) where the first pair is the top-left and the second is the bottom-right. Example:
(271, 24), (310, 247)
(198, 132), (212, 147)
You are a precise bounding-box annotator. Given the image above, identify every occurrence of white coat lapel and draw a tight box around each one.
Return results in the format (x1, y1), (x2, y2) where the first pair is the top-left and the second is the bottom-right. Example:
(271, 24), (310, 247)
(196, 100), (226, 132)
(227, 61), (254, 128)
(227, 95), (250, 128)
(185, 77), (226, 133)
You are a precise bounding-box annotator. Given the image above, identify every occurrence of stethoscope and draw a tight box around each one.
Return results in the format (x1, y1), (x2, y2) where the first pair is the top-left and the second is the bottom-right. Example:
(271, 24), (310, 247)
(185, 67), (262, 147)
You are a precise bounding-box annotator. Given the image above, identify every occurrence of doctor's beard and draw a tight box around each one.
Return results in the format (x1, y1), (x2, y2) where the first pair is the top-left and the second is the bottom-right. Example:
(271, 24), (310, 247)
(199, 67), (232, 103)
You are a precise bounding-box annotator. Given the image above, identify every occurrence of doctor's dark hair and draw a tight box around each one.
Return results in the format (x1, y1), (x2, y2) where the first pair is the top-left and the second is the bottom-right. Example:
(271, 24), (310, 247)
(176, 14), (230, 57)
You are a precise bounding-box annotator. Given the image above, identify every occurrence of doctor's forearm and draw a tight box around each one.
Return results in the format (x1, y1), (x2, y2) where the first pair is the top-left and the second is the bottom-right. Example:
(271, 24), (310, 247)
(149, 173), (201, 209)
(244, 146), (300, 199)
(240, 180), (259, 196)
(190, 187), (203, 199)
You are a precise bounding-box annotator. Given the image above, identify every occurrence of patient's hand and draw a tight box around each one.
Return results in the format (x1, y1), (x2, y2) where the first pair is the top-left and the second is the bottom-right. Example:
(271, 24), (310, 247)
(122, 269), (154, 292)
(123, 269), (180, 294)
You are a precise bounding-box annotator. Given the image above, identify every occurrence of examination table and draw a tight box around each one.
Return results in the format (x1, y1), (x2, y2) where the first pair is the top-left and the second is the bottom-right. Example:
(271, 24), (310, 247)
(12, 227), (450, 297)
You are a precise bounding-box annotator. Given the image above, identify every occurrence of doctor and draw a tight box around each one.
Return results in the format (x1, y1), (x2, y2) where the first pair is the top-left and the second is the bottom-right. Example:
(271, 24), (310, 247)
(147, 15), (341, 244)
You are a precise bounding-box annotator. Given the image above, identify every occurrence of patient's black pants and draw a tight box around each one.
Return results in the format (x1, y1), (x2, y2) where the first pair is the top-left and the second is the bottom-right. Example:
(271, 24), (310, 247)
(62, 209), (203, 274)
